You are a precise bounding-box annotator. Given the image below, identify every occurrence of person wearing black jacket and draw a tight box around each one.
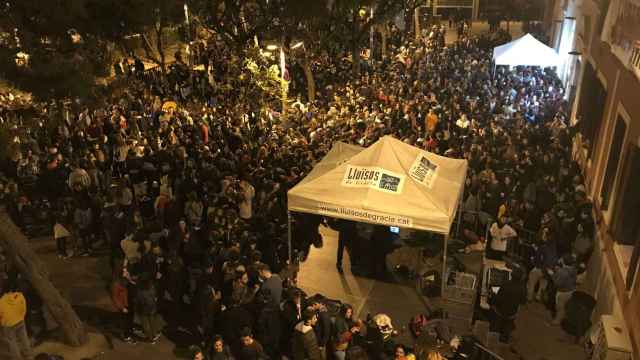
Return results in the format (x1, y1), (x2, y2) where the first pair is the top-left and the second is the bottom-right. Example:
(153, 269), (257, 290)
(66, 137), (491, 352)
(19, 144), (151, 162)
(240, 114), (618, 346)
(489, 269), (526, 342)
(291, 309), (323, 360)
(328, 219), (356, 273)
(280, 289), (303, 357)
(255, 290), (282, 359)
(308, 302), (332, 357)
(207, 335), (235, 360)
(135, 277), (161, 343)
(219, 294), (253, 346)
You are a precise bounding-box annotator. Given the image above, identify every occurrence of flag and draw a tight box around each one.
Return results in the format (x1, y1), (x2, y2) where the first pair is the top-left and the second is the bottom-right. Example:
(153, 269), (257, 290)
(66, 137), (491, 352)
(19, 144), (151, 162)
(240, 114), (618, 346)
(280, 48), (286, 80)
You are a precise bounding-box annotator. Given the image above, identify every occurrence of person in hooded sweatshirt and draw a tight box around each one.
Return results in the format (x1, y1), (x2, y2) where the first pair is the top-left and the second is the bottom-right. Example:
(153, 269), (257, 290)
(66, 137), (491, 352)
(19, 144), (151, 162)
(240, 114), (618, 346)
(0, 281), (33, 360)
(292, 308), (323, 360)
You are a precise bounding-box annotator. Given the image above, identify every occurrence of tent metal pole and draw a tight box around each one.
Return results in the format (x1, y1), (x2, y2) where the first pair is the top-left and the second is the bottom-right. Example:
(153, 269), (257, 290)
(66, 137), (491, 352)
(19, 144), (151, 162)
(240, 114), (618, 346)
(455, 185), (465, 240)
(442, 233), (448, 299)
(287, 211), (293, 263)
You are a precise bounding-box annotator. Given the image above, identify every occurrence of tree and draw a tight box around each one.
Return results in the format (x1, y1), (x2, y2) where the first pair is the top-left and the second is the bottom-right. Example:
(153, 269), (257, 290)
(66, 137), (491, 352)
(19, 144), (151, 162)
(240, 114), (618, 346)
(278, 0), (333, 102)
(0, 212), (88, 346)
(0, 0), (113, 100)
(191, 0), (282, 52)
(85, 0), (185, 72)
(324, 0), (408, 76)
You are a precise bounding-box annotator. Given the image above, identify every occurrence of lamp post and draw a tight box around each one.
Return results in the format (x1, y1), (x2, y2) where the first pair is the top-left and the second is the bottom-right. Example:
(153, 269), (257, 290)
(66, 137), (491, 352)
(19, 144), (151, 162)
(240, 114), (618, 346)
(370, 8), (375, 61)
(280, 47), (288, 116)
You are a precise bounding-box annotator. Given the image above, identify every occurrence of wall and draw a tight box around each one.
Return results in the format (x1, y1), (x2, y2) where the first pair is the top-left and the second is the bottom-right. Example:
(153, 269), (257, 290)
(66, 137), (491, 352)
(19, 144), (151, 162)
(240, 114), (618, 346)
(567, 0), (640, 356)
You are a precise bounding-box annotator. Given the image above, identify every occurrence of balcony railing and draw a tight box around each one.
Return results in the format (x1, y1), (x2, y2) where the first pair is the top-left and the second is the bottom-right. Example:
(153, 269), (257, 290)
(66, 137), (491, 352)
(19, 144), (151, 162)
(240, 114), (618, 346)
(631, 44), (640, 80)
(436, 0), (474, 8)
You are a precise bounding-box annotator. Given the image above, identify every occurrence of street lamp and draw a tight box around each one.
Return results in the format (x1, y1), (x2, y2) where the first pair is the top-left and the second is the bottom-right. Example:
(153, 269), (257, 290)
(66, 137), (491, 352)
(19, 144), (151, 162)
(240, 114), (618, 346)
(280, 47), (288, 116)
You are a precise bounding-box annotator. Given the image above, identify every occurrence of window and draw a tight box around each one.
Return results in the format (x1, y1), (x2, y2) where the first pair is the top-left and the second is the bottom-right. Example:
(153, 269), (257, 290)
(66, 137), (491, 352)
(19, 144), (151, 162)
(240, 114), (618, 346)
(605, 142), (640, 290)
(626, 231), (640, 291)
(613, 145), (640, 247)
(576, 63), (607, 157)
(600, 115), (627, 210)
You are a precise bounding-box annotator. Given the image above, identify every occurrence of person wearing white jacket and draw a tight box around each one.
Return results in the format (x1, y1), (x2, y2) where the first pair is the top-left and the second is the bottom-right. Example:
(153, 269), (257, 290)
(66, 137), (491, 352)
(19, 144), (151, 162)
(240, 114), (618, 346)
(488, 216), (517, 260)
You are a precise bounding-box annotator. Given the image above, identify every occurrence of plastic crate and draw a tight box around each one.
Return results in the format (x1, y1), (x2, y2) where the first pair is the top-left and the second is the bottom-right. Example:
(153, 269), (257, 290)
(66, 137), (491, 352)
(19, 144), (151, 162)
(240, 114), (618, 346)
(443, 271), (477, 304)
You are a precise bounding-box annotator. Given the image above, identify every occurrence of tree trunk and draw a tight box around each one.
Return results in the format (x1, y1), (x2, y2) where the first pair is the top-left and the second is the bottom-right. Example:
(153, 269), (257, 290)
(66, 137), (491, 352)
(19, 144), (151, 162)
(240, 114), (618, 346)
(0, 212), (87, 346)
(302, 53), (316, 103)
(414, 7), (421, 41)
(155, 25), (166, 73)
(351, 42), (361, 78)
(381, 25), (388, 60)
(141, 33), (161, 66)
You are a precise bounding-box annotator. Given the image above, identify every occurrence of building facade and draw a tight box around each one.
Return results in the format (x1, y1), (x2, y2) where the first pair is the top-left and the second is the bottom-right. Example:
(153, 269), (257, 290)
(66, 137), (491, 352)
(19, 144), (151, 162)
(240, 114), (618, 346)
(546, 0), (640, 355)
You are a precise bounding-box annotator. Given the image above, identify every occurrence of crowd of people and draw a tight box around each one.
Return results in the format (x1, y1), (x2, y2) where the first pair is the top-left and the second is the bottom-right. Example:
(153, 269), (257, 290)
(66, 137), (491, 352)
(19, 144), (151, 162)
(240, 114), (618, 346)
(0, 18), (595, 360)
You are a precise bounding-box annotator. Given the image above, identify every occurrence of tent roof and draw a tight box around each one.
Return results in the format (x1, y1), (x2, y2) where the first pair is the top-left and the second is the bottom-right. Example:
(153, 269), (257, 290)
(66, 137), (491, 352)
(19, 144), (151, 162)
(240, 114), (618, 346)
(288, 136), (468, 234)
(492, 33), (561, 67)
(297, 142), (364, 186)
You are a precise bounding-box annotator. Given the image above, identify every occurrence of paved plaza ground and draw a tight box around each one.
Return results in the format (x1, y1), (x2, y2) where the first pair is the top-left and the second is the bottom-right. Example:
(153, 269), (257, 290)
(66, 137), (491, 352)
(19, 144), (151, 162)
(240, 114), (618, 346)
(27, 223), (585, 360)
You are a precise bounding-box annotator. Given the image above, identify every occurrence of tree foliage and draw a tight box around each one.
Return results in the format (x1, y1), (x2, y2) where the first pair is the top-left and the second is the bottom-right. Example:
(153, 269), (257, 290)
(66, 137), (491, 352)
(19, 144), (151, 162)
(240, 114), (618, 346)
(0, 0), (112, 100)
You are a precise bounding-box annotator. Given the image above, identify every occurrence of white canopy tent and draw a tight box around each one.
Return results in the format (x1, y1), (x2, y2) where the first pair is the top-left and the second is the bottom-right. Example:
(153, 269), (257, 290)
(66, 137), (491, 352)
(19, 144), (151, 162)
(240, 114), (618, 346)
(287, 136), (468, 289)
(296, 141), (364, 187)
(492, 33), (561, 68)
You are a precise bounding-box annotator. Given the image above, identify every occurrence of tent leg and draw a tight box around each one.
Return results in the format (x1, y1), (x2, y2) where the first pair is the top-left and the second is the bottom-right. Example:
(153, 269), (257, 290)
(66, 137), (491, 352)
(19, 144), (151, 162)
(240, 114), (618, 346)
(455, 186), (465, 240)
(442, 234), (448, 299)
(287, 211), (293, 264)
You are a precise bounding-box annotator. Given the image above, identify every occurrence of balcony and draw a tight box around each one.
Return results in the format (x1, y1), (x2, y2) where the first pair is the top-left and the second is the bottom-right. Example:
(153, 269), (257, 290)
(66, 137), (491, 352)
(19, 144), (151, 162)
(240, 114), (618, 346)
(436, 0), (474, 8)
(601, 0), (640, 80)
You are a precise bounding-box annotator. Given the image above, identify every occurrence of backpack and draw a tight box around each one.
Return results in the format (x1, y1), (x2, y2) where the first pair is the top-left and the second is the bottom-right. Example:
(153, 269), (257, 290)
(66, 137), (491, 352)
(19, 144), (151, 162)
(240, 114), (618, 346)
(409, 314), (429, 338)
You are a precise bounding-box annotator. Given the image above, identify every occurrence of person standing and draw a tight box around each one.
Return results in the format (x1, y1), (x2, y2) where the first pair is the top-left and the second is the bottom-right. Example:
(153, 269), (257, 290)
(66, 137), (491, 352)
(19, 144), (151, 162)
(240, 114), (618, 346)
(281, 289), (303, 357)
(257, 264), (282, 307)
(0, 282), (33, 360)
(489, 269), (526, 342)
(425, 109), (439, 136)
(488, 216), (517, 260)
(111, 268), (135, 343)
(332, 305), (359, 360)
(328, 219), (356, 274)
(189, 345), (206, 360)
(291, 309), (324, 360)
(74, 202), (94, 256)
(207, 335), (235, 360)
(526, 227), (557, 302)
(135, 278), (161, 343)
(236, 327), (267, 360)
(549, 255), (577, 326)
(238, 177), (255, 222)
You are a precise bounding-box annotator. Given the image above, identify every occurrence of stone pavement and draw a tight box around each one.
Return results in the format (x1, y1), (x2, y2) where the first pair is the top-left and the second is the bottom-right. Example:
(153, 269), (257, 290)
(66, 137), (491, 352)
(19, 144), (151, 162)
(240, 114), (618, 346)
(28, 221), (586, 360)
(298, 226), (585, 360)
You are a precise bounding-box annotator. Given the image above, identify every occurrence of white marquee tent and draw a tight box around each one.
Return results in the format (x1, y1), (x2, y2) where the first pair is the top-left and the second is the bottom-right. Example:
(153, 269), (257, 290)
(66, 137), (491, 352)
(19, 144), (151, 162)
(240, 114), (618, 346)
(287, 136), (468, 287)
(288, 136), (468, 233)
(492, 33), (561, 68)
(296, 141), (364, 187)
